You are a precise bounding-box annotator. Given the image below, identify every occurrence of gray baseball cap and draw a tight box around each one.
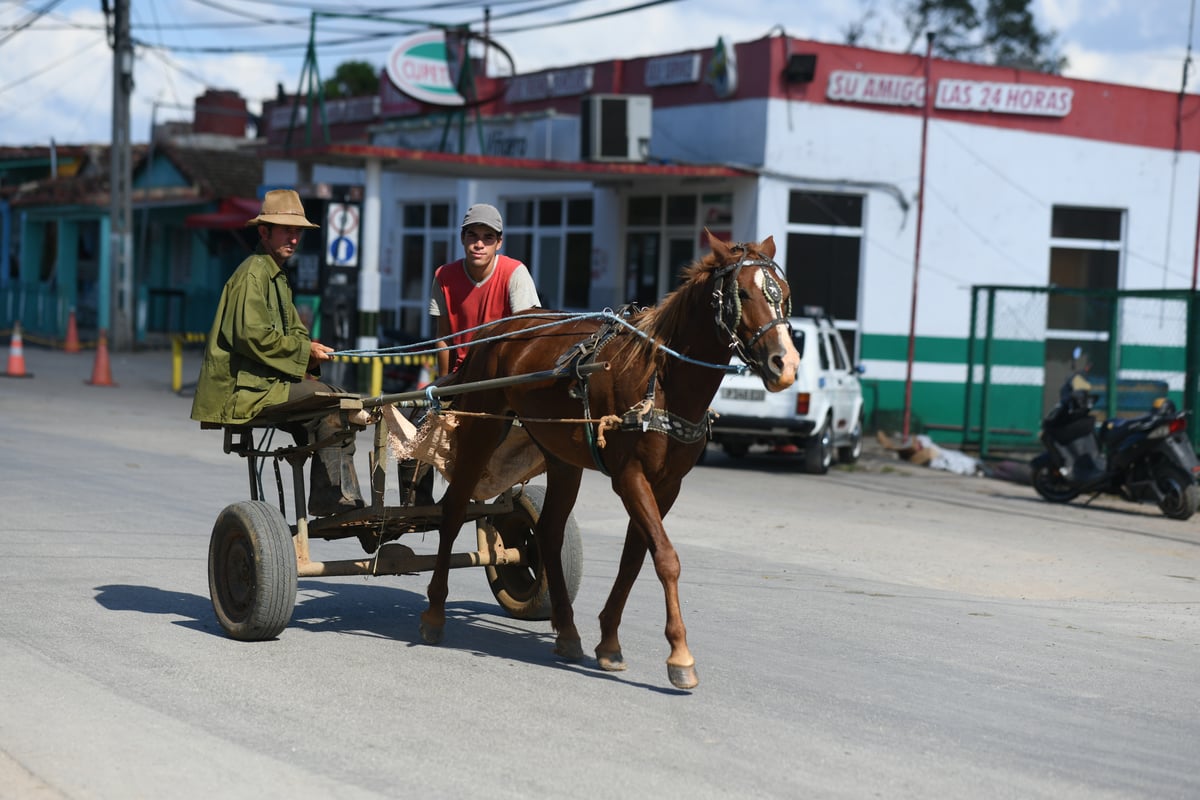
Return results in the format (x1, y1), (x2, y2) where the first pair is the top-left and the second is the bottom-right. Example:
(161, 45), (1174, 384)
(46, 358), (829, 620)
(461, 203), (503, 234)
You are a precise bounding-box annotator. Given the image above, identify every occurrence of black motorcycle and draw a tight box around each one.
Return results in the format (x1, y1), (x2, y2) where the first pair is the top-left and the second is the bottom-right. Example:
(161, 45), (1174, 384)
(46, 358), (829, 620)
(1031, 371), (1200, 520)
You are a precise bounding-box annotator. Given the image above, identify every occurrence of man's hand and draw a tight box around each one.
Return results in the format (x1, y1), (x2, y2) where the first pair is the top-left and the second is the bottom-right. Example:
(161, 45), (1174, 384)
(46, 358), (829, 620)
(308, 341), (335, 370)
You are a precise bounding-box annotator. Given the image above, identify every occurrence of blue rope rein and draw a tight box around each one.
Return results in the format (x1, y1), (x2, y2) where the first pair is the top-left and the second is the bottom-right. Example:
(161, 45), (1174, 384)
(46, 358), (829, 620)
(330, 309), (752, 375)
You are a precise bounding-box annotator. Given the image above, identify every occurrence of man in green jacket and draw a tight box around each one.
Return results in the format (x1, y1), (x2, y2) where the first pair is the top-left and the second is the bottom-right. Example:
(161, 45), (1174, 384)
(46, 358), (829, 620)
(190, 189), (363, 516)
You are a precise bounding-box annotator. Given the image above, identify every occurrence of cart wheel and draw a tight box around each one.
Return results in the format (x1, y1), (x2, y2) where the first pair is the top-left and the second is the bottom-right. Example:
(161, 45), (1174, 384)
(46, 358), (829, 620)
(208, 500), (297, 641)
(482, 485), (583, 620)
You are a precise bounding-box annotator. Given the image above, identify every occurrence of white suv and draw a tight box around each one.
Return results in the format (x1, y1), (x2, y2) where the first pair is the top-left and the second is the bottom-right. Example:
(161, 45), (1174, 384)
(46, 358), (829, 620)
(708, 312), (865, 474)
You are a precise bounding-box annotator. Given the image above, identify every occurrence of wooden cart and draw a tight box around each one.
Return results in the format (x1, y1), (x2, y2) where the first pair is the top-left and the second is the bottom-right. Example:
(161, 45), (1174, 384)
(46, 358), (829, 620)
(203, 364), (607, 641)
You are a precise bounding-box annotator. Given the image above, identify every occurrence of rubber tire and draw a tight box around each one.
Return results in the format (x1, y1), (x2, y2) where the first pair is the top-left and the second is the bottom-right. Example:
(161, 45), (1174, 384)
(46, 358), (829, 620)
(804, 419), (833, 475)
(208, 500), (297, 641)
(837, 413), (864, 464)
(483, 485), (583, 620)
(1031, 457), (1080, 503)
(1153, 462), (1200, 520)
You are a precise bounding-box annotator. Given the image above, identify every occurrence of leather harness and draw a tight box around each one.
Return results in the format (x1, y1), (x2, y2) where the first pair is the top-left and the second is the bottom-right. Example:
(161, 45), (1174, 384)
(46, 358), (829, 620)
(555, 248), (791, 476)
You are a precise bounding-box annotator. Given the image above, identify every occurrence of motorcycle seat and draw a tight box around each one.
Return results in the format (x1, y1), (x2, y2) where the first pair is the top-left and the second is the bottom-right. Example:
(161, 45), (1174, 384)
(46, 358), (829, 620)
(1101, 413), (1161, 442)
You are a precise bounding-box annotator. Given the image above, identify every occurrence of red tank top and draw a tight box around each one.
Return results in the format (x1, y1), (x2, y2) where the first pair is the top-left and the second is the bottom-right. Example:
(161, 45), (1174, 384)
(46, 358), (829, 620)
(436, 254), (523, 371)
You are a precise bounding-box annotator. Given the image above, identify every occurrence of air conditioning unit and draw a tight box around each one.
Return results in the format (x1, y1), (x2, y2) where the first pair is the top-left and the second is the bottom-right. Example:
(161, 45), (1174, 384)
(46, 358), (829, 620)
(580, 94), (652, 162)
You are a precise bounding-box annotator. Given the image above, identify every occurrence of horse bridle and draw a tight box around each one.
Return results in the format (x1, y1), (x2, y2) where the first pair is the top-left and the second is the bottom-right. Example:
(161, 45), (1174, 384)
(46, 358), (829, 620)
(711, 245), (792, 373)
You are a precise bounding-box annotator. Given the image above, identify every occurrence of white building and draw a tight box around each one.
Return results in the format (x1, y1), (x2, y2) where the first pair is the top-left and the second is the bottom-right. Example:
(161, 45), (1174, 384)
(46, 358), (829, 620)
(262, 33), (1200, 444)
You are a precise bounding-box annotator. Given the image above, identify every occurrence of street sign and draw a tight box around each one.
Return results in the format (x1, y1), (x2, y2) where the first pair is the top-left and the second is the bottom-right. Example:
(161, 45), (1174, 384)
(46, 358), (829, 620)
(326, 203), (360, 267)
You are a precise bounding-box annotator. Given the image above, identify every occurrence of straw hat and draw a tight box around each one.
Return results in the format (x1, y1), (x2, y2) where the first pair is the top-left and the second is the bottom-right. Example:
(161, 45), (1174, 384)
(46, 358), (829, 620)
(245, 189), (319, 229)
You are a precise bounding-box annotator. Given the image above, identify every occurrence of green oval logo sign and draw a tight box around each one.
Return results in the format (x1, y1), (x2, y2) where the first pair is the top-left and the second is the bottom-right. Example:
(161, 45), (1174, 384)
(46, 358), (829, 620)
(386, 31), (465, 107)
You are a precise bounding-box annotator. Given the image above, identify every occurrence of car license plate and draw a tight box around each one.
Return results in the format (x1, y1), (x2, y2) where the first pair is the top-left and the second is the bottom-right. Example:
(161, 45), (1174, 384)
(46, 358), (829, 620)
(720, 387), (765, 402)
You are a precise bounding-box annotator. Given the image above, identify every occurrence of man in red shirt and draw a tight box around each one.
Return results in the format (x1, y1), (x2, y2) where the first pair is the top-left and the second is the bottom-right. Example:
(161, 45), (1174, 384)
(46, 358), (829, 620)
(429, 203), (541, 375)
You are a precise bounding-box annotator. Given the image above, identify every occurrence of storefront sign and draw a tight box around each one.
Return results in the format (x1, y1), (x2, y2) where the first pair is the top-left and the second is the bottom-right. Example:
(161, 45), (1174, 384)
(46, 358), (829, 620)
(386, 31), (464, 107)
(507, 67), (594, 103)
(935, 79), (1073, 117)
(549, 67), (595, 97)
(828, 70), (925, 107)
(646, 54), (701, 87)
(827, 70), (1073, 118)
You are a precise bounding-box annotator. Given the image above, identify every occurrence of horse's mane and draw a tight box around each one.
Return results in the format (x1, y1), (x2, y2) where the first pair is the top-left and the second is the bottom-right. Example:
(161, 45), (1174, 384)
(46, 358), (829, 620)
(602, 251), (724, 389)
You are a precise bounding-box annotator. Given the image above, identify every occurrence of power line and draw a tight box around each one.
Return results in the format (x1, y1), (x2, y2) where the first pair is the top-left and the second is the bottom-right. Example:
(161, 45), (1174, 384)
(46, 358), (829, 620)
(0, 33), (104, 95)
(0, 0), (68, 48)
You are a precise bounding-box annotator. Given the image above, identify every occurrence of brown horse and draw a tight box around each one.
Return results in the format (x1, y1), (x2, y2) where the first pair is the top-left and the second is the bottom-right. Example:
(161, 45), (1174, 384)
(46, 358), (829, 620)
(420, 232), (799, 689)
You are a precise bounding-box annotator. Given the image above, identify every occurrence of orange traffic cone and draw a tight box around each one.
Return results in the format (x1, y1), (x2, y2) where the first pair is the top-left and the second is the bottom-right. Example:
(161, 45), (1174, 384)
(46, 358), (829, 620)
(64, 309), (81, 353)
(86, 328), (116, 386)
(3, 321), (32, 378)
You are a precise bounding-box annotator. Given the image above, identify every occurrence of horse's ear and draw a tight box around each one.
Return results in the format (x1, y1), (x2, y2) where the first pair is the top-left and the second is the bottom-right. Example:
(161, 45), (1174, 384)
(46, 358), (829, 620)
(705, 228), (731, 259)
(759, 235), (776, 260)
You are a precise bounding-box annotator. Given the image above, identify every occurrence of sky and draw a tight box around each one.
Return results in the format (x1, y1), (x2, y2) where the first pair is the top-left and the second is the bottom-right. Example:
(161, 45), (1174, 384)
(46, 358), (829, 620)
(0, 0), (1198, 146)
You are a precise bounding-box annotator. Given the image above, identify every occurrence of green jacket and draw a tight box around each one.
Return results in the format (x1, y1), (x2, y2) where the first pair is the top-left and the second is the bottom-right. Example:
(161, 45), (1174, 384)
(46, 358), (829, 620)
(190, 248), (312, 424)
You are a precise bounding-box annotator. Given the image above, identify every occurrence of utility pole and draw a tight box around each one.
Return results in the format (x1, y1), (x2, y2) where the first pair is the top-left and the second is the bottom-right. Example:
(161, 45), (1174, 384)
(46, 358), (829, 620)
(903, 31), (934, 440)
(109, 0), (134, 349)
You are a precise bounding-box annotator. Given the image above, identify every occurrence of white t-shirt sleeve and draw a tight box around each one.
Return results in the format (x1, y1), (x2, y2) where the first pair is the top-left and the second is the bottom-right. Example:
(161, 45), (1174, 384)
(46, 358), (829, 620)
(508, 263), (541, 311)
(429, 276), (446, 317)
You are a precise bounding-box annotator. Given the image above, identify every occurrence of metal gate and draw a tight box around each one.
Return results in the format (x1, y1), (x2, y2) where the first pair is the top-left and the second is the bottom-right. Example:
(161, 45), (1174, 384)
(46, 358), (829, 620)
(963, 285), (1200, 457)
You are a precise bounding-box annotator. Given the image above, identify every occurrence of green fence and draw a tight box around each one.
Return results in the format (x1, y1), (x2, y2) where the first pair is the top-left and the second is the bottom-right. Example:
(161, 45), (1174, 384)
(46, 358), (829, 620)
(0, 284), (74, 339)
(963, 286), (1200, 458)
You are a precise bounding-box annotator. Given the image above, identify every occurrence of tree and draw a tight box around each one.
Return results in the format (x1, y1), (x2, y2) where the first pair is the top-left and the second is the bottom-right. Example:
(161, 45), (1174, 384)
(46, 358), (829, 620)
(902, 0), (979, 61)
(980, 0), (1067, 73)
(844, 0), (1067, 75)
(322, 60), (379, 99)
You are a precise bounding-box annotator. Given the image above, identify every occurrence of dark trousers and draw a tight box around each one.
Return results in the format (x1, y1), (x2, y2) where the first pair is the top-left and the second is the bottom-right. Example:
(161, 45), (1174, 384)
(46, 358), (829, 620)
(282, 379), (363, 515)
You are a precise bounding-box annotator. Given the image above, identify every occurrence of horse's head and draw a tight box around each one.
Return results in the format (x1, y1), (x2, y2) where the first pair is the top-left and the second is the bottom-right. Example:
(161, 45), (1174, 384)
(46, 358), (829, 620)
(706, 230), (799, 392)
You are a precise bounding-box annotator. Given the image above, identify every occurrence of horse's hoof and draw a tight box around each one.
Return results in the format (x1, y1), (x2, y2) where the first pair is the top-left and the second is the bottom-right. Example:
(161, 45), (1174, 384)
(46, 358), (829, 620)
(595, 648), (627, 672)
(554, 637), (585, 661)
(419, 620), (444, 645)
(667, 662), (698, 690)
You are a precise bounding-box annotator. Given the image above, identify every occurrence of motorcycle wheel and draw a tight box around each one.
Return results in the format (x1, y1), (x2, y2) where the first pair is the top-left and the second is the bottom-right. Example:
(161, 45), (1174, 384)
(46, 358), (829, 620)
(1153, 462), (1199, 521)
(1031, 458), (1080, 503)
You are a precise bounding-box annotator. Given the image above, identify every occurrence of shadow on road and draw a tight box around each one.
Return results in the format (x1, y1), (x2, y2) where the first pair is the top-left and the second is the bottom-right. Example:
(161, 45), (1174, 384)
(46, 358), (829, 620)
(92, 581), (685, 693)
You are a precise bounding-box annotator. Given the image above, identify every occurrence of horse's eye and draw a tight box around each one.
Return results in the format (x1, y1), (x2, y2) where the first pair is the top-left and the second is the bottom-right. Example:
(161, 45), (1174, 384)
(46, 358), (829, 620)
(738, 288), (750, 300)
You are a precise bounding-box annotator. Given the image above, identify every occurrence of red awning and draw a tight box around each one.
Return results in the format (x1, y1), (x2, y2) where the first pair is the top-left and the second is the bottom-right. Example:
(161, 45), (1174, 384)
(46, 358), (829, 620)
(184, 196), (261, 230)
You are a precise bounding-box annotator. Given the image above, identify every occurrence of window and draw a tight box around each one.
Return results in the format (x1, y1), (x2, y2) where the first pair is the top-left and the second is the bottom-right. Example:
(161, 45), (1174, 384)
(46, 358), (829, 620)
(789, 192), (863, 227)
(785, 190), (864, 358)
(624, 191), (732, 305)
(1047, 206), (1122, 333)
(392, 200), (455, 338)
(1042, 205), (1124, 413)
(503, 196), (594, 309)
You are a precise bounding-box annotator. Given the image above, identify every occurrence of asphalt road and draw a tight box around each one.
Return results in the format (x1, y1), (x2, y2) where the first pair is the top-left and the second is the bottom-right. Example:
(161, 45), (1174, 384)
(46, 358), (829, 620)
(0, 347), (1196, 799)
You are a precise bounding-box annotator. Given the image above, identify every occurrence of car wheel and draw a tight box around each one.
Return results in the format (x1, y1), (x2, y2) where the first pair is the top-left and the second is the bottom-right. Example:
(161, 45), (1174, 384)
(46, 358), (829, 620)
(804, 419), (833, 475)
(837, 413), (864, 464)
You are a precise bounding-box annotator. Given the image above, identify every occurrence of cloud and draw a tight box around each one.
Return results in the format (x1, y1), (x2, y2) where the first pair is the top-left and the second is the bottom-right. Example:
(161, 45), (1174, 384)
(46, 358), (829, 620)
(1062, 43), (1194, 92)
(0, 8), (113, 144)
(0, 5), (299, 145)
(494, 1), (785, 75)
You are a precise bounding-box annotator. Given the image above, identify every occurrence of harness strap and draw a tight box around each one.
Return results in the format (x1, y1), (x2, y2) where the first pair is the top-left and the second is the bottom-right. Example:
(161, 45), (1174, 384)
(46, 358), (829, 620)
(557, 313), (629, 476)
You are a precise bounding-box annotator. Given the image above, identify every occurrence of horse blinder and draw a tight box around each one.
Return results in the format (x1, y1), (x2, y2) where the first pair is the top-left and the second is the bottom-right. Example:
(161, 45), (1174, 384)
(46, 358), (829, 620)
(712, 249), (791, 375)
